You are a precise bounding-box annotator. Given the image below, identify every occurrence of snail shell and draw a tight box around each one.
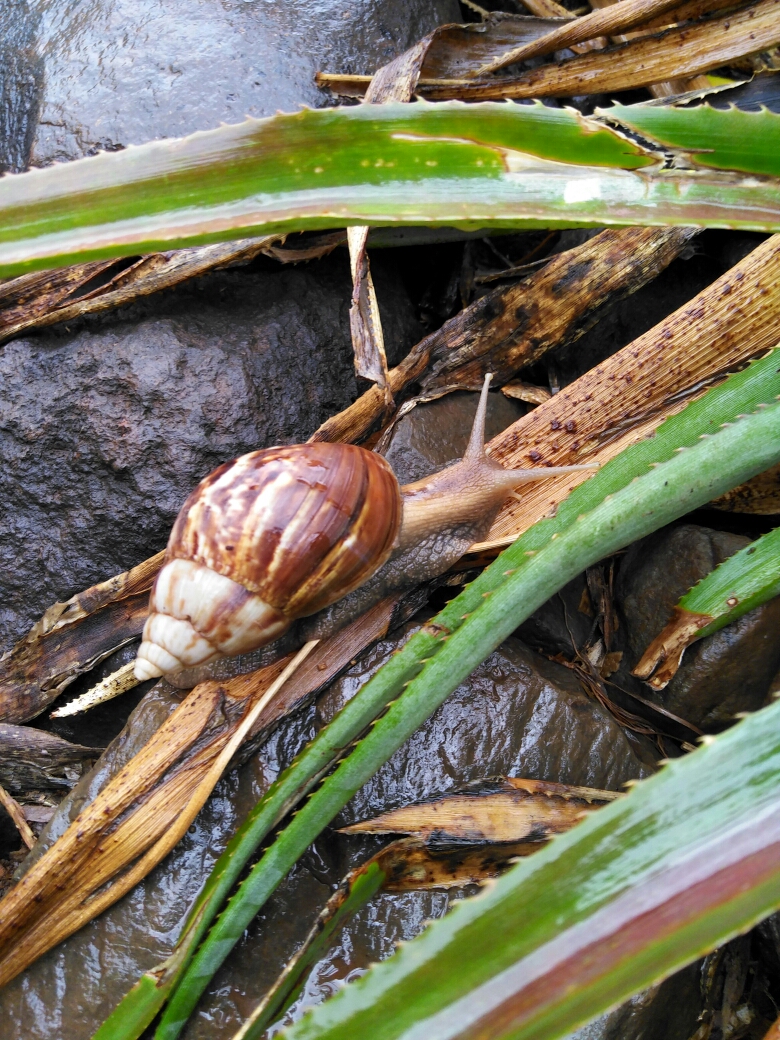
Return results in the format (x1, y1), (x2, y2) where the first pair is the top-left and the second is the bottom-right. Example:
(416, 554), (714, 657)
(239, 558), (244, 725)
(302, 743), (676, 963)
(134, 444), (401, 680)
(135, 375), (598, 684)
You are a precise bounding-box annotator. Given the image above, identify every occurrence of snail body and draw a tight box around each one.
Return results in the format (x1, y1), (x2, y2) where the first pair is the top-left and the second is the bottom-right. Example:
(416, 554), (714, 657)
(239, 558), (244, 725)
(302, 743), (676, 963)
(134, 377), (594, 683)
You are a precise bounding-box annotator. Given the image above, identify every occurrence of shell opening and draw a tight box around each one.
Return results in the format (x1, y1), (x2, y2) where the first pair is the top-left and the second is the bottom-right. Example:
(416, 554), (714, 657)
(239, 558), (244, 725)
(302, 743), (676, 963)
(134, 559), (290, 680)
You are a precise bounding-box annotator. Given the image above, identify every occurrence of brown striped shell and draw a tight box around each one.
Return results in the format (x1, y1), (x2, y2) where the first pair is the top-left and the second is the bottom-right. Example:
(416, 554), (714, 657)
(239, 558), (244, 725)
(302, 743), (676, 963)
(133, 443), (401, 680)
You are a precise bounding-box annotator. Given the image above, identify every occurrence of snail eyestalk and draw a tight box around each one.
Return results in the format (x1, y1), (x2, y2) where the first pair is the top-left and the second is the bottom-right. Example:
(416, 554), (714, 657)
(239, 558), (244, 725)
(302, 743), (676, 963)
(396, 373), (599, 550)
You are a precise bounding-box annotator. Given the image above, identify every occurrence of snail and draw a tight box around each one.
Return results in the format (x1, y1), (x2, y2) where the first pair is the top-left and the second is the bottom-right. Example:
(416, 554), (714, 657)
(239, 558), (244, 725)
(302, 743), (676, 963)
(134, 376), (595, 684)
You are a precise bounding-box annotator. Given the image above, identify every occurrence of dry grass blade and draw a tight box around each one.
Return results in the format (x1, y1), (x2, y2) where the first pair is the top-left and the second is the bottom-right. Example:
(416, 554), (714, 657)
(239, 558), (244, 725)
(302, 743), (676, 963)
(0, 785), (35, 850)
(0, 552), (164, 724)
(340, 777), (618, 844)
(421, 0), (780, 100)
(473, 0), (724, 74)
(472, 234), (780, 551)
(316, 15), (573, 98)
(0, 594), (411, 988)
(0, 238), (279, 346)
(312, 227), (694, 444)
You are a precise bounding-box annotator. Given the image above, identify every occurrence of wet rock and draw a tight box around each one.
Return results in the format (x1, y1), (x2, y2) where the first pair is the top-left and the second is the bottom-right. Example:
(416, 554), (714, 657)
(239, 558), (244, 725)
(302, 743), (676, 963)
(0, 619), (654, 1038)
(381, 388), (526, 484)
(324, 631), (654, 831)
(615, 524), (780, 730)
(13, 0), (459, 169)
(0, 254), (421, 650)
(0, 0), (41, 174)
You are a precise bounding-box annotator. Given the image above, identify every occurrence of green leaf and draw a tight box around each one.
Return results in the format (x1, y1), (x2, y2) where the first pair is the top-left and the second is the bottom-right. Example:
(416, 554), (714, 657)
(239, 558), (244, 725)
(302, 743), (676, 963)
(234, 861), (389, 1040)
(681, 524), (780, 637)
(603, 102), (780, 178)
(276, 693), (780, 1040)
(3, 102), (780, 278)
(153, 358), (780, 1040)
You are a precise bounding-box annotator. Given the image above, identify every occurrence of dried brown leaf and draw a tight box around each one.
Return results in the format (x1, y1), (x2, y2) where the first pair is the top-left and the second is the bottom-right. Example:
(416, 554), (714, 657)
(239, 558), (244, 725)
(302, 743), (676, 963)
(473, 233), (780, 551)
(633, 607), (716, 687)
(473, 0), (728, 74)
(316, 15), (569, 97)
(0, 552), (164, 724)
(0, 238), (279, 346)
(420, 0), (780, 101)
(341, 777), (617, 844)
(312, 226), (694, 445)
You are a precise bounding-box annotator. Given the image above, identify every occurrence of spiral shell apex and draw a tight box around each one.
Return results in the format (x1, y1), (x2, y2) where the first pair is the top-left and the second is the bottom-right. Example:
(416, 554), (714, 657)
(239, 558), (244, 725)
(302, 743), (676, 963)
(134, 443), (402, 680)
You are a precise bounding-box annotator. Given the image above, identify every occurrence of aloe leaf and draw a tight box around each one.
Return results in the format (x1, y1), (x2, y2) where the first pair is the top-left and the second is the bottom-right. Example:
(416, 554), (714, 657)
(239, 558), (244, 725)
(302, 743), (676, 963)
(234, 861), (389, 1040)
(604, 101), (780, 177)
(94, 349), (780, 1040)
(633, 523), (780, 688)
(3, 102), (780, 278)
(680, 525), (780, 634)
(277, 690), (780, 1040)
(154, 370), (780, 1039)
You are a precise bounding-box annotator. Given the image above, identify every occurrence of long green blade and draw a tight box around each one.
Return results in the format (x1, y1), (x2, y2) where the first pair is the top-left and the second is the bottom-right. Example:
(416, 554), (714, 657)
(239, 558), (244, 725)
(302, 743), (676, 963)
(3, 102), (780, 278)
(278, 692), (780, 1040)
(156, 372), (780, 1038)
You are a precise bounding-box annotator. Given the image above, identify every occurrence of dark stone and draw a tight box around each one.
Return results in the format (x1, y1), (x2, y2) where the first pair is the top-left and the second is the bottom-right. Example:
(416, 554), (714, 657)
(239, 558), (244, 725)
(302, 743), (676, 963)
(0, 623), (654, 1038)
(0, 254), (422, 650)
(323, 631), (654, 833)
(615, 524), (780, 730)
(0, 0), (42, 174)
(14, 0), (459, 168)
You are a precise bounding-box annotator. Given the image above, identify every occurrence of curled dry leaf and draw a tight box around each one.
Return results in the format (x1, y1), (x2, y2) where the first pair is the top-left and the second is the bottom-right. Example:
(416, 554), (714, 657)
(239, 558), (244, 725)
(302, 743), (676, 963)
(0, 237), (280, 346)
(340, 776), (619, 844)
(633, 607), (716, 689)
(420, 1), (780, 101)
(0, 551), (164, 724)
